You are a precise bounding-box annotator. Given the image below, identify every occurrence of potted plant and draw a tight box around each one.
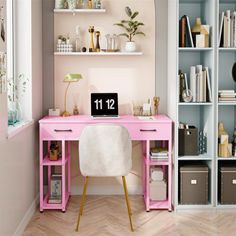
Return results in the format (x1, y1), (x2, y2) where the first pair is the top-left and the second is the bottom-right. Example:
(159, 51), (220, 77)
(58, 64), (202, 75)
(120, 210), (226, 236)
(114, 6), (145, 52)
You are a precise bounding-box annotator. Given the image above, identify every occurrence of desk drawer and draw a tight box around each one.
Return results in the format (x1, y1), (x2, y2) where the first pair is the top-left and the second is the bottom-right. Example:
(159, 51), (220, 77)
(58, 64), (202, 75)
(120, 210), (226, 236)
(125, 123), (171, 140)
(40, 124), (86, 140)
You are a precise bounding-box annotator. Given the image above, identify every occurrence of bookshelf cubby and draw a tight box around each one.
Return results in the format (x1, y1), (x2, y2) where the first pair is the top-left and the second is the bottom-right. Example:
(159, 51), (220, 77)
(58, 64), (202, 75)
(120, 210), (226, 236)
(170, 0), (236, 210)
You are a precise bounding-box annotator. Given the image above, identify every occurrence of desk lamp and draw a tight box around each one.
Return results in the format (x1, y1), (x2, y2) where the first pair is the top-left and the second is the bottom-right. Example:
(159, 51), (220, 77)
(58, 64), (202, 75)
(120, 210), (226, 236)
(62, 73), (83, 117)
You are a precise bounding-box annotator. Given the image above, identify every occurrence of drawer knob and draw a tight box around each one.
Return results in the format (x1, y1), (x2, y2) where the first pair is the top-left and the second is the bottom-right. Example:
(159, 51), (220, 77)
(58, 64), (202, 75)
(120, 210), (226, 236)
(140, 129), (157, 132)
(54, 129), (72, 132)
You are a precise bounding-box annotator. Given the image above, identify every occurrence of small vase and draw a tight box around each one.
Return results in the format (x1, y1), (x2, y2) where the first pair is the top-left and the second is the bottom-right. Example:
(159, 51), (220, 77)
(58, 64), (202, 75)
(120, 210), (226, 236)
(67, 0), (77, 9)
(125, 42), (136, 52)
(191, 18), (202, 47)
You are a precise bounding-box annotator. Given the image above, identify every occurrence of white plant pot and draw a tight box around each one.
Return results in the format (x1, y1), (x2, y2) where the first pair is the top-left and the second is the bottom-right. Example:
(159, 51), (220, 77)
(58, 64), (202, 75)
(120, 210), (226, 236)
(125, 42), (137, 52)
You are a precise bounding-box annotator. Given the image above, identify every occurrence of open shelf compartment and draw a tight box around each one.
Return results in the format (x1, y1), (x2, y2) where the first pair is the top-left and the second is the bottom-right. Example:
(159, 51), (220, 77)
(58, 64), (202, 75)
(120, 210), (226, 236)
(177, 160), (213, 208)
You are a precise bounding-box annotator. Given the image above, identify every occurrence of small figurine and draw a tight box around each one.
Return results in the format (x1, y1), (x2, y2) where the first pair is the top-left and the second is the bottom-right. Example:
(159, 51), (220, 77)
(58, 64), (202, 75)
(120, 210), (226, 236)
(218, 122), (230, 157)
(73, 105), (79, 115)
(88, 0), (93, 9)
(153, 96), (160, 115)
(95, 31), (101, 52)
(88, 26), (95, 52)
(232, 125), (236, 156)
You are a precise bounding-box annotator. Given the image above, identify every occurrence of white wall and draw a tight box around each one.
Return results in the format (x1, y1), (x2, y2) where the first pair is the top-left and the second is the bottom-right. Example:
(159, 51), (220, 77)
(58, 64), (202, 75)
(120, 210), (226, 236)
(0, 0), (42, 235)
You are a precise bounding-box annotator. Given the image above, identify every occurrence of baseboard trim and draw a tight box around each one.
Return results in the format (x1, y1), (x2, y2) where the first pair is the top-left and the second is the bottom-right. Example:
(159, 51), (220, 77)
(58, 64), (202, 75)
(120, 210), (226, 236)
(13, 194), (39, 236)
(71, 185), (142, 195)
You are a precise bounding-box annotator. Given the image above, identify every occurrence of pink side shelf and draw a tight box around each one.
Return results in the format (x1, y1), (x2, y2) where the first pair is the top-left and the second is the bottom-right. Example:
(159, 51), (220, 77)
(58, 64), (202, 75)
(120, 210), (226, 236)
(42, 155), (69, 166)
(144, 195), (169, 209)
(42, 192), (70, 210)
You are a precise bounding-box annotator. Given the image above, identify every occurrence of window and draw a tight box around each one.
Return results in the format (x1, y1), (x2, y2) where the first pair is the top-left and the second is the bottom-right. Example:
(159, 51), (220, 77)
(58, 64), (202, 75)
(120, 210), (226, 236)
(0, 0), (32, 138)
(7, 0), (32, 129)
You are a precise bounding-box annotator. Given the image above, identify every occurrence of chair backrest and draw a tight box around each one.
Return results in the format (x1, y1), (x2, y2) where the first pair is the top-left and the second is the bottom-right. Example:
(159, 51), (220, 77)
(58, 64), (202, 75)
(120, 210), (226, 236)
(79, 124), (132, 177)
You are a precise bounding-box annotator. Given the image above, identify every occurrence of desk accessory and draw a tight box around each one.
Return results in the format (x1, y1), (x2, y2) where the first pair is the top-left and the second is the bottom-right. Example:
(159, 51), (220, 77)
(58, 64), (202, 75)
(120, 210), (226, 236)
(49, 108), (60, 116)
(88, 26), (95, 52)
(49, 142), (59, 161)
(62, 73), (83, 117)
(67, 0), (77, 9)
(95, 31), (101, 52)
(153, 97), (160, 115)
(182, 73), (193, 102)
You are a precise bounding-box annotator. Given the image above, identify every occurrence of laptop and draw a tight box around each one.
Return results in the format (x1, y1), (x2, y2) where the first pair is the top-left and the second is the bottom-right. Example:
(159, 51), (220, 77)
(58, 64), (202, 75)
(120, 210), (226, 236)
(91, 93), (119, 118)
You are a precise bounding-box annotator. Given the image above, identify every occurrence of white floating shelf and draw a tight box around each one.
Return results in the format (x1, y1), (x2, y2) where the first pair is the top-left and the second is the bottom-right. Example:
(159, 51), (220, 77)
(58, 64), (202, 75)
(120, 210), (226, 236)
(178, 102), (213, 106)
(218, 157), (236, 160)
(219, 47), (236, 51)
(54, 52), (143, 56)
(54, 9), (106, 14)
(178, 155), (213, 161)
(179, 47), (213, 52)
(218, 102), (236, 106)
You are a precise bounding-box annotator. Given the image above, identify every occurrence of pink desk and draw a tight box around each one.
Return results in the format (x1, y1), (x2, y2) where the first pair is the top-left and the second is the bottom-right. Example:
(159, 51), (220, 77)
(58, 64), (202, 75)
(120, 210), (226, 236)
(39, 115), (172, 212)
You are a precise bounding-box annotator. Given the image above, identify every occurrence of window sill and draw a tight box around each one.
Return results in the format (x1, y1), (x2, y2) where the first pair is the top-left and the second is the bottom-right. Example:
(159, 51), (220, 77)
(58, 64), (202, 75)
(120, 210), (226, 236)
(8, 120), (34, 139)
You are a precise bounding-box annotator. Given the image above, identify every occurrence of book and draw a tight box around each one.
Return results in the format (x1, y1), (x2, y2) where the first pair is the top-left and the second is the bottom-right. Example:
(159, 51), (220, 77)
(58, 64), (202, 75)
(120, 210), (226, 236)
(223, 10), (231, 47)
(202, 69), (207, 102)
(219, 12), (224, 47)
(205, 67), (212, 102)
(190, 66), (197, 102)
(186, 15), (194, 47)
(218, 90), (234, 93)
(179, 16), (186, 47)
(219, 97), (236, 101)
(150, 147), (168, 156)
(231, 13), (234, 47)
(48, 197), (62, 204)
(234, 12), (236, 47)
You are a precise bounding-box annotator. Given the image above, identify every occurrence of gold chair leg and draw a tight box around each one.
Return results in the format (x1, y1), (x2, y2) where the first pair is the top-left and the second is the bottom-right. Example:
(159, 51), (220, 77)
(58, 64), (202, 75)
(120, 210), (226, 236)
(75, 176), (89, 232)
(122, 176), (134, 232)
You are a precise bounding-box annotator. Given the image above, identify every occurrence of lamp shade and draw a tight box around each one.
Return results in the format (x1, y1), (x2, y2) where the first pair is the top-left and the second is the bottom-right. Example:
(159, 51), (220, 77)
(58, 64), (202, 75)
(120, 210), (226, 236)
(64, 73), (83, 82)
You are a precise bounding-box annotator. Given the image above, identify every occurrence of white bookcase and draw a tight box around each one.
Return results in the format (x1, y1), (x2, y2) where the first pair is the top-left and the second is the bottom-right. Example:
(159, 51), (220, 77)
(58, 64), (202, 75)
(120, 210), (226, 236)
(216, 0), (236, 208)
(168, 0), (236, 210)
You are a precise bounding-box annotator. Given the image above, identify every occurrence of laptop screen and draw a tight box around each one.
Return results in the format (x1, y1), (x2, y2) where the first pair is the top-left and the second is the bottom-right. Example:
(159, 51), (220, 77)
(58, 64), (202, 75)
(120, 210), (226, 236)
(91, 93), (119, 116)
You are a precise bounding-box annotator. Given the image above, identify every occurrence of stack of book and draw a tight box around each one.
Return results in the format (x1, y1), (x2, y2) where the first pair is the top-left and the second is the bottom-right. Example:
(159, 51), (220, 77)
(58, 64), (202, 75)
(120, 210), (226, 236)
(150, 147), (168, 161)
(218, 90), (236, 103)
(219, 10), (236, 47)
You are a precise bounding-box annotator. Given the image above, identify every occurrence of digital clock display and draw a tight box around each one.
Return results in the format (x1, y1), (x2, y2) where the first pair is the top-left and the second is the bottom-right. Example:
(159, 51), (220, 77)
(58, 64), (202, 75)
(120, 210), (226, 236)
(91, 93), (118, 116)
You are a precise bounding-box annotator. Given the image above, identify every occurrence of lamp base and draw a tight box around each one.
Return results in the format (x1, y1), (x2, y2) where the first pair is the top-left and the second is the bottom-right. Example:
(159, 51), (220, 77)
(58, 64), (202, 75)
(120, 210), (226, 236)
(61, 111), (71, 117)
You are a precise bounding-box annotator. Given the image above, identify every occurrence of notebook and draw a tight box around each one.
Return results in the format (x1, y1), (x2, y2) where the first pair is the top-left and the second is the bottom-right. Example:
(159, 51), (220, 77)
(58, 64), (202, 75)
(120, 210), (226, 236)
(91, 93), (119, 118)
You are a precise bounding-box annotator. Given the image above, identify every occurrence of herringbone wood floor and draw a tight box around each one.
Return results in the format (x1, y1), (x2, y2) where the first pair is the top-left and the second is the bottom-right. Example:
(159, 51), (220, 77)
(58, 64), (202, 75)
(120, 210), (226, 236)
(23, 196), (236, 236)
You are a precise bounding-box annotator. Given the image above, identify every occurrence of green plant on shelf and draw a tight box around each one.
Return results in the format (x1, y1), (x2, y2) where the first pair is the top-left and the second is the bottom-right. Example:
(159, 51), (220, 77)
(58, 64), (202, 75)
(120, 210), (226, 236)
(114, 6), (145, 42)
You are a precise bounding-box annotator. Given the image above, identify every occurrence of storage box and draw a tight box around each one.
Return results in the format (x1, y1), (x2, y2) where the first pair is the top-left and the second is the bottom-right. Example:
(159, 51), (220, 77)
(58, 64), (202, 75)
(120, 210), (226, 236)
(179, 126), (198, 156)
(150, 180), (167, 201)
(220, 167), (236, 204)
(180, 165), (208, 204)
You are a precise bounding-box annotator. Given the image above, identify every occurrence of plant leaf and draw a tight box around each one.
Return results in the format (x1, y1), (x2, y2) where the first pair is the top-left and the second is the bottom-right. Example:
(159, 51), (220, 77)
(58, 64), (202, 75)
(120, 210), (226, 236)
(114, 23), (125, 27)
(134, 32), (146, 36)
(119, 33), (130, 39)
(125, 6), (132, 17)
(121, 20), (129, 24)
(131, 11), (139, 19)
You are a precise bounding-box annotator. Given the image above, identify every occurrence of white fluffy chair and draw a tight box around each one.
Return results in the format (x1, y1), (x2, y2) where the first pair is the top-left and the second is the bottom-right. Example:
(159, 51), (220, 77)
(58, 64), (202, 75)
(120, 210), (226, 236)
(75, 124), (133, 232)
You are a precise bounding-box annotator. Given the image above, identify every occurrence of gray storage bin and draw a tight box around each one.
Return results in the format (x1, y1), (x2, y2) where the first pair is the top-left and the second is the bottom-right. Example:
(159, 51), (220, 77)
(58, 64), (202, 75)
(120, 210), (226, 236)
(179, 126), (198, 156)
(180, 165), (209, 204)
(220, 167), (236, 204)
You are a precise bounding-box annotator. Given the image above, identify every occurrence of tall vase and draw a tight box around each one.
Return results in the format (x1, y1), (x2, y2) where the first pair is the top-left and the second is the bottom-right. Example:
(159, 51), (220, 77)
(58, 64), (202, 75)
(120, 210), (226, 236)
(191, 18), (202, 47)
